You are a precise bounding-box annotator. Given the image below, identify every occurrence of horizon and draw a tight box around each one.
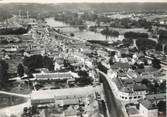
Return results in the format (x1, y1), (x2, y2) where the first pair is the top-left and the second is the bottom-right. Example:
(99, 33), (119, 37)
(0, 0), (167, 4)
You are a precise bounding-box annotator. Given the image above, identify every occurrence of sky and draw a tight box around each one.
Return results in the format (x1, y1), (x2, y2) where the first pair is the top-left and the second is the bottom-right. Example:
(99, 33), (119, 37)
(0, 0), (167, 3)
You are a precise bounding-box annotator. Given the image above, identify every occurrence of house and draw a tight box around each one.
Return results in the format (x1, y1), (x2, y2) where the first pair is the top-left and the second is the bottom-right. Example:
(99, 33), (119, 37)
(110, 62), (131, 71)
(127, 69), (141, 79)
(126, 93), (166, 117)
(126, 105), (142, 117)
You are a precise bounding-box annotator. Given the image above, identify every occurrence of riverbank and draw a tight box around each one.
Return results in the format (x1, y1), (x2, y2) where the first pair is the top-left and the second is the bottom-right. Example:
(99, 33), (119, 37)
(45, 17), (124, 42)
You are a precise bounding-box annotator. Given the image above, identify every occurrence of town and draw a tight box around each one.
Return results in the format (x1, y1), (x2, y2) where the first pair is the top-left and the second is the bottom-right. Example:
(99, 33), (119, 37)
(0, 2), (166, 117)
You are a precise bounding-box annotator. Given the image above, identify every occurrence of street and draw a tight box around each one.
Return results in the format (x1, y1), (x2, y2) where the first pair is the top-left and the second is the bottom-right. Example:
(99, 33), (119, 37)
(100, 73), (124, 117)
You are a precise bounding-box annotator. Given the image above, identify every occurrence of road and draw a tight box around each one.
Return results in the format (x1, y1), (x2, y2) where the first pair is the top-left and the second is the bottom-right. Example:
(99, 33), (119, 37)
(0, 99), (31, 117)
(0, 91), (30, 116)
(99, 73), (124, 117)
(0, 91), (30, 98)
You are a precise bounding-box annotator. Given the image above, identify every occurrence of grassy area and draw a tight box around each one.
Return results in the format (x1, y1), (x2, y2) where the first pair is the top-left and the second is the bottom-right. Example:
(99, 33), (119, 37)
(6, 55), (23, 73)
(9, 82), (32, 95)
(2, 81), (32, 95)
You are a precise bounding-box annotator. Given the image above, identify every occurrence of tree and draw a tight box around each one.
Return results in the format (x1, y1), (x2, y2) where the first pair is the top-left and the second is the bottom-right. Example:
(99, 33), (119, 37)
(63, 59), (70, 68)
(138, 19), (151, 29)
(17, 63), (24, 77)
(141, 79), (150, 85)
(157, 101), (166, 113)
(0, 27), (28, 35)
(70, 33), (74, 37)
(43, 56), (54, 71)
(156, 43), (163, 51)
(79, 25), (86, 31)
(78, 70), (89, 78)
(109, 57), (114, 65)
(158, 30), (167, 41)
(23, 55), (43, 70)
(153, 80), (159, 93)
(159, 81), (166, 93)
(101, 27), (119, 37)
(23, 55), (54, 72)
(136, 38), (157, 51)
(141, 79), (154, 93)
(137, 63), (144, 69)
(158, 30), (167, 54)
(0, 60), (9, 87)
(152, 57), (161, 69)
(165, 45), (167, 54)
(124, 32), (148, 39)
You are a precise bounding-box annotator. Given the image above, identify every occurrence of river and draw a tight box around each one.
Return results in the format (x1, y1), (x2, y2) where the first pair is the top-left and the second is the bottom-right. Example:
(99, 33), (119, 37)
(45, 17), (124, 42)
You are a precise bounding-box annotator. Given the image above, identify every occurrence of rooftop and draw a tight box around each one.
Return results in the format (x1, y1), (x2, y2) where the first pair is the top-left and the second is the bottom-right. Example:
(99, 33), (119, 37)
(33, 72), (75, 80)
(110, 62), (131, 69)
(135, 66), (158, 74)
(31, 86), (94, 101)
(127, 70), (141, 79)
(146, 93), (166, 100)
(140, 99), (158, 110)
(116, 78), (148, 93)
(127, 107), (139, 115)
(133, 84), (147, 91)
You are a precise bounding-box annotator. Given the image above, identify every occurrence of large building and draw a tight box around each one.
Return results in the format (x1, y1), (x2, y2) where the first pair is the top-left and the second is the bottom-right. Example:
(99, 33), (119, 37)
(32, 71), (79, 81)
(30, 86), (95, 106)
(30, 85), (104, 117)
(126, 94), (166, 117)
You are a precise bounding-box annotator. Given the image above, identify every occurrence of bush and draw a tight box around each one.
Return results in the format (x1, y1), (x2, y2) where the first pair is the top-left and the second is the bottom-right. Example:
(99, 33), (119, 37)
(23, 55), (54, 72)
(156, 43), (163, 51)
(101, 28), (119, 37)
(152, 57), (161, 69)
(0, 60), (9, 85)
(124, 31), (148, 39)
(158, 30), (167, 41)
(0, 27), (28, 35)
(136, 39), (156, 51)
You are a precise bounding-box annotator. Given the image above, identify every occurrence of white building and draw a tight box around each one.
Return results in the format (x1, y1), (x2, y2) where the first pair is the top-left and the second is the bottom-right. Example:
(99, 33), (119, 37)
(107, 70), (147, 104)
(54, 62), (61, 71)
(32, 71), (79, 81)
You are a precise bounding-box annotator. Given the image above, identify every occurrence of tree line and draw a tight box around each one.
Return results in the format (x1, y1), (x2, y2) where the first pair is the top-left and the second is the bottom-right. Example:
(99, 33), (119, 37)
(101, 27), (119, 37)
(23, 54), (54, 74)
(0, 60), (9, 89)
(0, 25), (31, 35)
